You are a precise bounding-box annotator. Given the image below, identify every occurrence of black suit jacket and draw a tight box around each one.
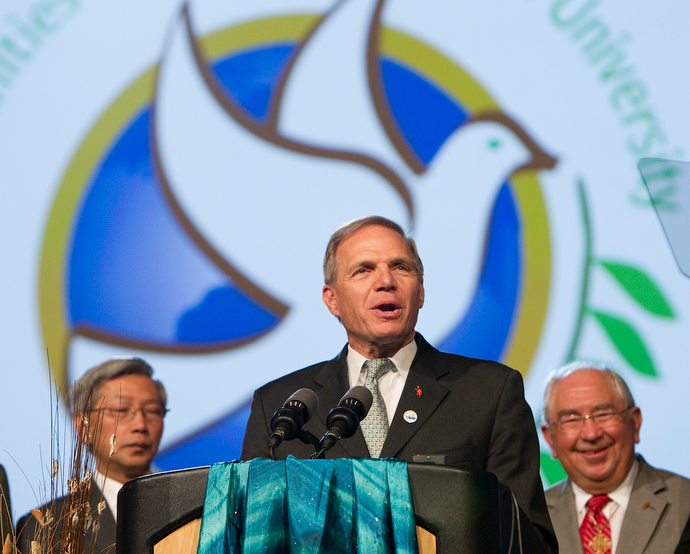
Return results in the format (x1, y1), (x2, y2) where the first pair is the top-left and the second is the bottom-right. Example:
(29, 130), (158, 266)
(16, 486), (116, 554)
(1, 464), (11, 546)
(241, 333), (557, 554)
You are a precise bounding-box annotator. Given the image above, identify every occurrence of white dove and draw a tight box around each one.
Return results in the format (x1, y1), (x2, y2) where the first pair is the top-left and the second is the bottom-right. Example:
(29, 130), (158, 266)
(70, 0), (556, 448)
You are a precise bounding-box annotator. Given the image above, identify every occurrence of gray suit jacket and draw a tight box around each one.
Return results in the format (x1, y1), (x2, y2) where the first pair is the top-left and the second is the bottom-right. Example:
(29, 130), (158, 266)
(546, 456), (690, 554)
(241, 333), (558, 554)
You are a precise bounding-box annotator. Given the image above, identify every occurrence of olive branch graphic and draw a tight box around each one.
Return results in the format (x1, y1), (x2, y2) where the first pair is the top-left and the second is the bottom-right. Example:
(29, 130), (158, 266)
(566, 178), (676, 376)
(541, 177), (676, 485)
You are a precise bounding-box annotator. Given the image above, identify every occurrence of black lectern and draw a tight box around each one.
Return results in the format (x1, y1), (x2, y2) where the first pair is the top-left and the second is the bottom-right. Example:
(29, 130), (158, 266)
(117, 462), (547, 554)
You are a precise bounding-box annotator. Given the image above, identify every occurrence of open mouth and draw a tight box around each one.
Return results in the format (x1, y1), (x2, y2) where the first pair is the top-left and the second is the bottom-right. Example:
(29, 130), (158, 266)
(375, 302), (400, 313)
(579, 446), (609, 458)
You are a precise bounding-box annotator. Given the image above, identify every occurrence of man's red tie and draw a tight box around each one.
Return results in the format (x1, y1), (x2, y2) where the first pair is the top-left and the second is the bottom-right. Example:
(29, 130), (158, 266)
(581, 495), (612, 554)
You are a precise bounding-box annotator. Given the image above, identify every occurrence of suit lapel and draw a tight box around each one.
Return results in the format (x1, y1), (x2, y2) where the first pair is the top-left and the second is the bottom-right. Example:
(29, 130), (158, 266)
(380, 335), (449, 459)
(547, 480), (584, 554)
(89, 484), (116, 554)
(313, 346), (370, 458)
(617, 457), (668, 554)
(96, 506), (116, 554)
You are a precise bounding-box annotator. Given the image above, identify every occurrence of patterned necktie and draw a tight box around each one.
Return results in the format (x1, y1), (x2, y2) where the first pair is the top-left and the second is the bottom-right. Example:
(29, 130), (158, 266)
(359, 358), (394, 458)
(581, 495), (612, 554)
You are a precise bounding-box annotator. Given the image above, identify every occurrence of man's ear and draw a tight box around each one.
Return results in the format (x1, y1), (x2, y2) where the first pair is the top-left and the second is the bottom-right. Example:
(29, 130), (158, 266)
(541, 424), (558, 459)
(74, 413), (89, 443)
(322, 284), (340, 317)
(631, 406), (642, 444)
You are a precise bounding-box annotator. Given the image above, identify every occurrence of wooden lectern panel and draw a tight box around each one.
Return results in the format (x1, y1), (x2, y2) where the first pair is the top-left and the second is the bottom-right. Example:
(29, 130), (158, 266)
(416, 527), (437, 553)
(153, 519), (436, 554)
(154, 519), (201, 554)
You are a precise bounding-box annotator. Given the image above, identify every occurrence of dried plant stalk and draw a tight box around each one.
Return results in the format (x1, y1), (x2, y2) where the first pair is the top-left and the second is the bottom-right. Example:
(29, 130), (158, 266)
(14, 376), (112, 554)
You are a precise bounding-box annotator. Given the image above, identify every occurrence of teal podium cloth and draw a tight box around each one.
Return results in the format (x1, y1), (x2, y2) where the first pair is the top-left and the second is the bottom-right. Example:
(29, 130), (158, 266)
(197, 457), (419, 554)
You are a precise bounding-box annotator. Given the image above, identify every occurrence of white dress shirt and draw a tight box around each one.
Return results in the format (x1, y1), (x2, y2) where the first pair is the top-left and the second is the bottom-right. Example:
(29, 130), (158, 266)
(572, 459), (639, 554)
(346, 339), (418, 424)
(95, 470), (124, 521)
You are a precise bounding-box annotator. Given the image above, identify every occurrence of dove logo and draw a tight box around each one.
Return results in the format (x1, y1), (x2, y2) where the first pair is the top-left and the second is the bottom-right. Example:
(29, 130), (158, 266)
(38, 3), (556, 466)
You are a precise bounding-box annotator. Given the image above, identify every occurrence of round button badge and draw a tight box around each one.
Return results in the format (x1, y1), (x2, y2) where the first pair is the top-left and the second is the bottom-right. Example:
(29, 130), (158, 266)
(403, 410), (418, 423)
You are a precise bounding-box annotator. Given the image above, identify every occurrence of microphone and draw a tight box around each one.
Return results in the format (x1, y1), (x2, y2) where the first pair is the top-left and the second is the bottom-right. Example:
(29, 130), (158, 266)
(268, 388), (319, 451)
(313, 386), (373, 458)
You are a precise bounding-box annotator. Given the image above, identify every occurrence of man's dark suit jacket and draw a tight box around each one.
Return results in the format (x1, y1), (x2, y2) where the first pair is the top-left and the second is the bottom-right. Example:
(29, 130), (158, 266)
(1, 464), (11, 546)
(16, 486), (116, 554)
(241, 333), (557, 554)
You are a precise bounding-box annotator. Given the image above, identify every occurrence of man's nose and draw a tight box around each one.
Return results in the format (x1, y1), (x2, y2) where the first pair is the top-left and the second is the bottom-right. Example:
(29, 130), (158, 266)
(579, 416), (603, 440)
(129, 408), (150, 431)
(375, 267), (396, 289)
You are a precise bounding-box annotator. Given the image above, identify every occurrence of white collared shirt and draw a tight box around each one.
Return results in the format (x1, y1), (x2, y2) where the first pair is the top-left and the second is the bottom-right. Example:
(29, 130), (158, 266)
(572, 459), (639, 554)
(95, 470), (125, 521)
(346, 339), (418, 425)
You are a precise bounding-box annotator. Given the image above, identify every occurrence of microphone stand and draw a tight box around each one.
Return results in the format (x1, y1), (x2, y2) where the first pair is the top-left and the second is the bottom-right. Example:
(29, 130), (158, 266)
(269, 429), (321, 460)
(298, 429), (321, 449)
(311, 447), (326, 460)
(268, 429), (323, 460)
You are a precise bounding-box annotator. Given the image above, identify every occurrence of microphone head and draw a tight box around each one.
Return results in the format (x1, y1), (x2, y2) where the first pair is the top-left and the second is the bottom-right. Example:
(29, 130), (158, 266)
(325, 386), (374, 439)
(270, 388), (319, 442)
(339, 385), (373, 420)
(285, 388), (319, 420)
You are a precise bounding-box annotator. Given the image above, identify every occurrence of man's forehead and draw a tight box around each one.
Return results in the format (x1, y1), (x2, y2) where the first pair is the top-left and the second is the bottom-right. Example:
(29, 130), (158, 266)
(556, 402), (617, 416)
(345, 249), (413, 266)
(338, 226), (411, 258)
(552, 370), (621, 407)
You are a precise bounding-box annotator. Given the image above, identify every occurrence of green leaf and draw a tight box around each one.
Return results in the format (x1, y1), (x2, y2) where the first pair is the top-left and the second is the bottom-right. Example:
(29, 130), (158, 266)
(599, 261), (675, 318)
(590, 310), (658, 377)
(540, 451), (567, 486)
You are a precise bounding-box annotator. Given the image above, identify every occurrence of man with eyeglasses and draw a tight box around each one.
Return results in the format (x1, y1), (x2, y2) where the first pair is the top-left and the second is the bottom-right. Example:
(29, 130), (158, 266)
(16, 357), (167, 554)
(541, 361), (690, 554)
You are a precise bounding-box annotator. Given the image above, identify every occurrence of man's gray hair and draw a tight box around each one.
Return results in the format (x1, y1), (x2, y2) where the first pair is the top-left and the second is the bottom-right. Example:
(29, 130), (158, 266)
(70, 357), (167, 414)
(323, 216), (424, 285)
(542, 361), (635, 423)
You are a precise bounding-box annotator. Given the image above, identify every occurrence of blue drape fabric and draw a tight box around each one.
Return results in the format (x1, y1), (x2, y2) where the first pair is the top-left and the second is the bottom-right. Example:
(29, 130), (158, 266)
(197, 457), (418, 554)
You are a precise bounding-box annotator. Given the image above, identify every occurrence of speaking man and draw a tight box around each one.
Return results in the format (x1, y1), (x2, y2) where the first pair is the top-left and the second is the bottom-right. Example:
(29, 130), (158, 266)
(541, 362), (690, 554)
(17, 357), (167, 554)
(241, 215), (557, 553)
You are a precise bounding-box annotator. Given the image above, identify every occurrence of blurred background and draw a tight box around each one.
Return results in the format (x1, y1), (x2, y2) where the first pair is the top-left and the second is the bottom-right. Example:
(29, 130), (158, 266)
(1, 0), (689, 519)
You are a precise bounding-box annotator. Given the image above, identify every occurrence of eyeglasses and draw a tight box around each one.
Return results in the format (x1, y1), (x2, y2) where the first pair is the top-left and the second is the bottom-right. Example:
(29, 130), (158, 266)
(93, 406), (168, 423)
(547, 407), (631, 434)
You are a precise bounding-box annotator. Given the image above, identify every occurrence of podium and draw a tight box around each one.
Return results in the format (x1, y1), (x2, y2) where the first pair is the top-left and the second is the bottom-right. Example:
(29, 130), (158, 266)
(117, 461), (547, 554)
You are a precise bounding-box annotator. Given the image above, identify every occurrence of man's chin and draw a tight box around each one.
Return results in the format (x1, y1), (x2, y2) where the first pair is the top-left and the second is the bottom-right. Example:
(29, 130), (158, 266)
(371, 323), (414, 341)
(115, 454), (154, 470)
(578, 464), (617, 487)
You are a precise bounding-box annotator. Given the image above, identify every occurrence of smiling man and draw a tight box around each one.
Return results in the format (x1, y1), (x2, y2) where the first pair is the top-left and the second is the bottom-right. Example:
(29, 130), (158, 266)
(241, 215), (557, 553)
(17, 357), (167, 554)
(541, 362), (690, 554)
